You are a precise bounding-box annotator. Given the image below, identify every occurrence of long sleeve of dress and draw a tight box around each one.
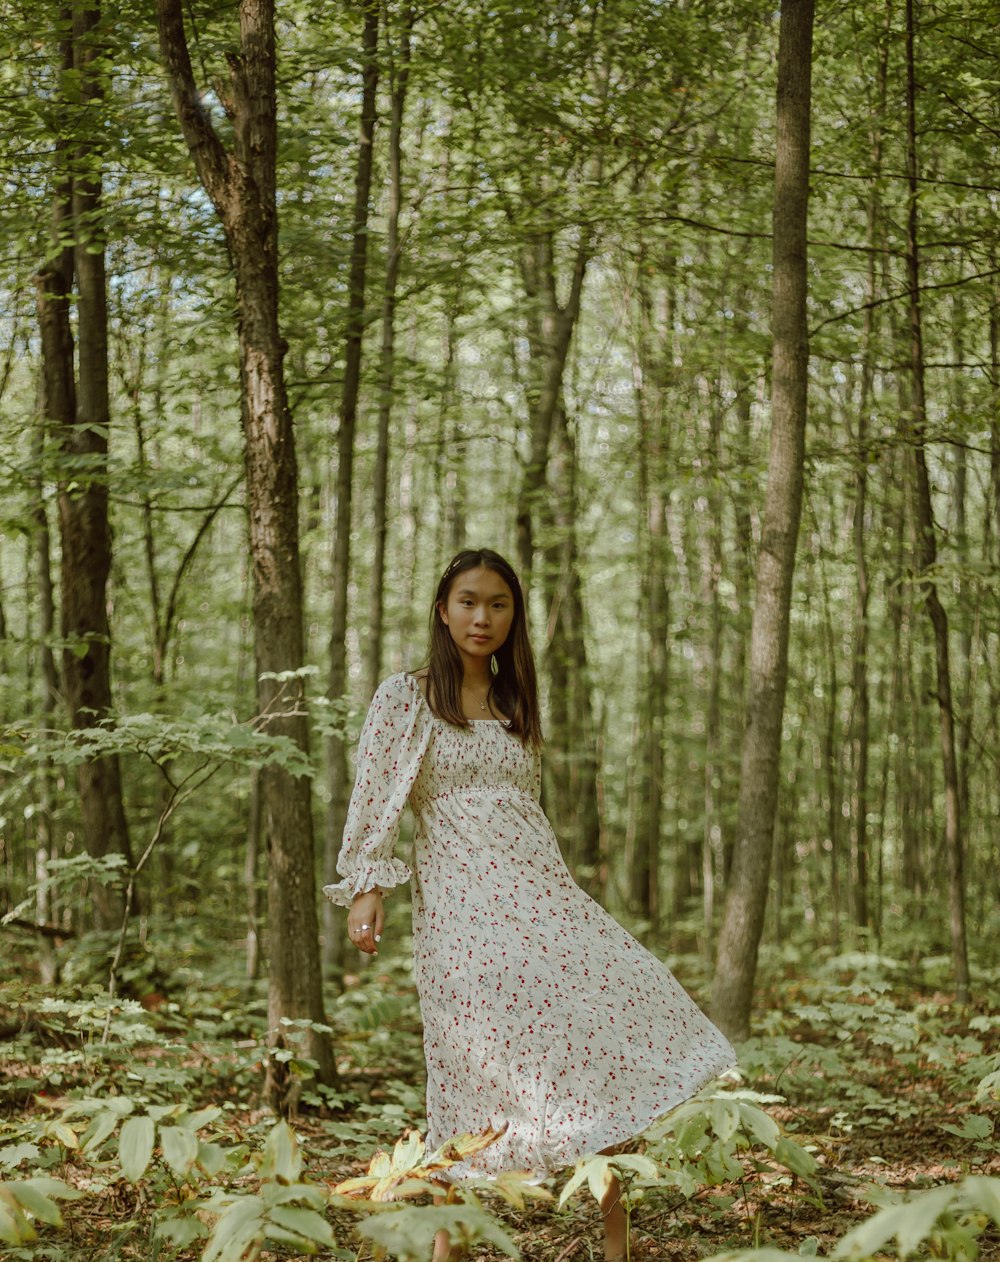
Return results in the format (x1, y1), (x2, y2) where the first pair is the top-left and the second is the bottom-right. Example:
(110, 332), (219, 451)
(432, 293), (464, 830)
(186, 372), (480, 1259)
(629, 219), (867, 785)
(322, 673), (434, 908)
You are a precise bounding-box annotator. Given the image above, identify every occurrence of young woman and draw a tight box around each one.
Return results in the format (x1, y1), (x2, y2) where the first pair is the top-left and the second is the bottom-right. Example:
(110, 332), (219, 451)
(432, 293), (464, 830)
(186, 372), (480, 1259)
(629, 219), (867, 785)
(325, 548), (735, 1261)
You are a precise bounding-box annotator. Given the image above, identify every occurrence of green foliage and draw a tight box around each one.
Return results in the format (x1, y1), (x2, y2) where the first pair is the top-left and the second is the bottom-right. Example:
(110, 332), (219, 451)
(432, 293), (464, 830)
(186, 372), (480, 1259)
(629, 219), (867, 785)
(558, 1151), (658, 1205)
(0, 1177), (82, 1246)
(193, 1123), (348, 1261)
(832, 1177), (1000, 1261)
(703, 1176), (1000, 1262)
(643, 1089), (819, 1197)
(356, 1201), (520, 1260)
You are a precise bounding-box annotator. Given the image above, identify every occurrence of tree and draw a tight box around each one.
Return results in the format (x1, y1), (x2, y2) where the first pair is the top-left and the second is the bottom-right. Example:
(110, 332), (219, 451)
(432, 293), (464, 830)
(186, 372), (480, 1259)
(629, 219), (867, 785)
(711, 0), (815, 1042)
(35, 4), (134, 931)
(154, 0), (335, 1098)
(324, 0), (381, 973)
(902, 0), (969, 1000)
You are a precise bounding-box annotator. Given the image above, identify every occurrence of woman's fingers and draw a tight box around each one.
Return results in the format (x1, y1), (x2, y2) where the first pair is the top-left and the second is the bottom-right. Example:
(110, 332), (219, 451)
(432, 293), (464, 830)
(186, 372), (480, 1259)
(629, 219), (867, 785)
(347, 907), (383, 954)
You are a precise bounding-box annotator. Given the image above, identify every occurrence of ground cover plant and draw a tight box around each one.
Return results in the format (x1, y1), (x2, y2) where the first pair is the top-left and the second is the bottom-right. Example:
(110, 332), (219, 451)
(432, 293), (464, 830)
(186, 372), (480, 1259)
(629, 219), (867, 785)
(1, 932), (997, 1262)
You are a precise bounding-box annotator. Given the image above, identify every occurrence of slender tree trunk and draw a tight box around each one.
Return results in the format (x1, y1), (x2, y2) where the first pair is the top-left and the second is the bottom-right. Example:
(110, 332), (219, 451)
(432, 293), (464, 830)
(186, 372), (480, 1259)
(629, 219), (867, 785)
(245, 766), (262, 980)
(33, 399), (61, 983)
(324, 0), (380, 973)
(848, 9), (888, 935)
(630, 263), (671, 927)
(366, 6), (413, 700)
(950, 295), (975, 834)
(726, 301), (756, 881)
(541, 405), (601, 887)
(711, 0), (814, 1041)
(515, 228), (591, 585)
(903, 0), (969, 1000)
(156, 0), (336, 1096)
(812, 526), (842, 945)
(702, 392), (724, 956)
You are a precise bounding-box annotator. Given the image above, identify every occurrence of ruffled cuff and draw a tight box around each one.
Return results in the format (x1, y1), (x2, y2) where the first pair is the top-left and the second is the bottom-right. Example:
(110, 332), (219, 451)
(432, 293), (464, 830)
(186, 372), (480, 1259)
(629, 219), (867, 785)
(322, 857), (413, 908)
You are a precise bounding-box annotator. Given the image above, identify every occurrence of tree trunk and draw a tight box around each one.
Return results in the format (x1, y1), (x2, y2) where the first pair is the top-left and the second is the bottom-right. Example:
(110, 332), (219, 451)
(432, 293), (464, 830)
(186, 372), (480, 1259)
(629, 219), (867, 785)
(847, 0), (890, 940)
(156, 0), (336, 1096)
(324, 0), (380, 973)
(540, 405), (601, 888)
(711, 0), (814, 1041)
(702, 391), (724, 956)
(725, 300), (757, 882)
(35, 6), (133, 930)
(33, 398), (61, 984)
(515, 228), (591, 585)
(245, 766), (262, 981)
(630, 262), (672, 927)
(366, 5), (413, 700)
(903, 0), (969, 1000)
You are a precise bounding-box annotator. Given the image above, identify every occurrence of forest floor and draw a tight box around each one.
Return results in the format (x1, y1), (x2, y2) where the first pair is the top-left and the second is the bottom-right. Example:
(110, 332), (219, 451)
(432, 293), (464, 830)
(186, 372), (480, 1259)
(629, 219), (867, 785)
(1, 934), (998, 1261)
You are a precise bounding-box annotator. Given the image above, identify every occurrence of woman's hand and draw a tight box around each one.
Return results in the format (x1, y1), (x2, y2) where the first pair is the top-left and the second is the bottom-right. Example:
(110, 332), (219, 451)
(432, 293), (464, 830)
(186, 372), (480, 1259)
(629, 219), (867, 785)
(347, 890), (384, 955)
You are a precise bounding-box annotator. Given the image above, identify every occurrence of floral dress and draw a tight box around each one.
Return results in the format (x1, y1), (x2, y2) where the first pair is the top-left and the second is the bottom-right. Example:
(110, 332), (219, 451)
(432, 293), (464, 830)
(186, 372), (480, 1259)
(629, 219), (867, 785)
(324, 673), (736, 1180)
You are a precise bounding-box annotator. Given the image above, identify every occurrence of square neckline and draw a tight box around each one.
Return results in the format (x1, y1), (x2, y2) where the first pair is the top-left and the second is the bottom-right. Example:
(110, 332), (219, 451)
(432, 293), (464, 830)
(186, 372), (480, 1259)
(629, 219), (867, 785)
(404, 671), (508, 724)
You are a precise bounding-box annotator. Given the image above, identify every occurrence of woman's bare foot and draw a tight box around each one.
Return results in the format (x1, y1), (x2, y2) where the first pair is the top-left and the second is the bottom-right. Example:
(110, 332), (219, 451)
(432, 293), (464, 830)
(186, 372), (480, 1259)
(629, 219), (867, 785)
(601, 1174), (628, 1260)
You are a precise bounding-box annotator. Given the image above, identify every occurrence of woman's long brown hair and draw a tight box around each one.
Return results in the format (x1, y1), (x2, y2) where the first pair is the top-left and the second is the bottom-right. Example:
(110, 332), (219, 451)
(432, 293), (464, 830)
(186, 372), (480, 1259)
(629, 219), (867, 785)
(425, 549), (542, 747)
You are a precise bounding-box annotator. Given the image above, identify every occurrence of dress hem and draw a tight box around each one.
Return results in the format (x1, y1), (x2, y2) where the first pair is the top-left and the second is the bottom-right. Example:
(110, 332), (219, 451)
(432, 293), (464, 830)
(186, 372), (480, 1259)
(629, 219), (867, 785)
(432, 1057), (738, 1185)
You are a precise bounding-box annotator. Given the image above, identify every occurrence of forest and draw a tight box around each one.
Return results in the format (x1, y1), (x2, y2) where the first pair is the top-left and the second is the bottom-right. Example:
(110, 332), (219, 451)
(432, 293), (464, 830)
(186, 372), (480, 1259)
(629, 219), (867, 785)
(1, 0), (998, 1257)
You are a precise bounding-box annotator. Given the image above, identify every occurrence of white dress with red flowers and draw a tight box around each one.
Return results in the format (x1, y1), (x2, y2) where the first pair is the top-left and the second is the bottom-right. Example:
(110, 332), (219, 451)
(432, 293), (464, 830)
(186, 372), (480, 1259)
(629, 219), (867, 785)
(324, 672), (735, 1180)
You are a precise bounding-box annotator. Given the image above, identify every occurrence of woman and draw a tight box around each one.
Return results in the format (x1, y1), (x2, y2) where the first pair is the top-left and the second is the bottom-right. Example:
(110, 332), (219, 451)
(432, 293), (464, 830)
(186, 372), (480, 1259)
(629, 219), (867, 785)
(325, 548), (735, 1261)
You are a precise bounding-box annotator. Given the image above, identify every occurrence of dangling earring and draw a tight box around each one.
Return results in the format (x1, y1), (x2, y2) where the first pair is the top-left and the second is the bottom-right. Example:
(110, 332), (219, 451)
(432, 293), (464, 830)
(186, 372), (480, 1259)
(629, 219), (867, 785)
(490, 653), (499, 676)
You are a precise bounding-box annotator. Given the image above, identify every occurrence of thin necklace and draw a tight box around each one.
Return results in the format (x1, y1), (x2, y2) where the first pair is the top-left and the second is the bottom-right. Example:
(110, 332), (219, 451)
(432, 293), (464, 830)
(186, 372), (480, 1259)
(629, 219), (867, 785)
(464, 683), (489, 711)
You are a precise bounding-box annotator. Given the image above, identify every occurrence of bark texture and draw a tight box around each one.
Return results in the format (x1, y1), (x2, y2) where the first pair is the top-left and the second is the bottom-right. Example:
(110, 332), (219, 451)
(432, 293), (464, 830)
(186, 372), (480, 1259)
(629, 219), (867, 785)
(710, 0), (814, 1041)
(36, 6), (133, 930)
(156, 0), (335, 1095)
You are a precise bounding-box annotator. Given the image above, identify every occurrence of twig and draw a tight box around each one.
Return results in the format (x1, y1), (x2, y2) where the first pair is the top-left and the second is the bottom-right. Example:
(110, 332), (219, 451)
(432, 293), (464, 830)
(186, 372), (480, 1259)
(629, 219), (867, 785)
(102, 758), (223, 1037)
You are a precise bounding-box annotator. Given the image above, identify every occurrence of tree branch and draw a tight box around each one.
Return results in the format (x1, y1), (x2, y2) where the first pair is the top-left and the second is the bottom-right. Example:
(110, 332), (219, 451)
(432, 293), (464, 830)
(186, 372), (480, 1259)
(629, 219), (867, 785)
(155, 0), (233, 214)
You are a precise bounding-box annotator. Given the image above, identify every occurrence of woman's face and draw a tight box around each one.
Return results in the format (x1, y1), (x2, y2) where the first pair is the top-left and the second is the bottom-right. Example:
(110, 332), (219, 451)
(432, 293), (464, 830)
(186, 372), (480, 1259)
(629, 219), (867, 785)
(438, 565), (515, 666)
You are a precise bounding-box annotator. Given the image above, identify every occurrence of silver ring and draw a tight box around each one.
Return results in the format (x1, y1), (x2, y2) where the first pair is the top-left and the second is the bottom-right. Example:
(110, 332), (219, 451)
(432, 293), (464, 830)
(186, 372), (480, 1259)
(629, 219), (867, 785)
(360, 923), (370, 931)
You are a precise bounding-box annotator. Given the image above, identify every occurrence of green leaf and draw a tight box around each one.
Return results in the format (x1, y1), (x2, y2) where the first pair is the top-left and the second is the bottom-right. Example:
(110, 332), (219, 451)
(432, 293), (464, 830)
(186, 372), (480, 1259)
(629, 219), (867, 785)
(833, 1185), (957, 1259)
(7, 1182), (65, 1227)
(710, 1098), (740, 1143)
(0, 1143), (40, 1170)
(202, 1195), (265, 1262)
(975, 1069), (1000, 1103)
(358, 1203), (519, 1261)
(81, 1108), (125, 1155)
(259, 1121), (301, 1183)
(960, 1176), (1000, 1225)
(153, 1212), (208, 1247)
(736, 1101), (781, 1148)
(119, 1115), (155, 1182)
(17, 1177), (84, 1204)
(895, 1185), (960, 1257)
(159, 1125), (199, 1177)
(197, 1140), (229, 1177)
(268, 1204), (336, 1247)
(185, 1106), (223, 1131)
(266, 1182), (327, 1210)
(773, 1137), (818, 1182)
(0, 1196), (34, 1245)
(940, 1114), (993, 1140)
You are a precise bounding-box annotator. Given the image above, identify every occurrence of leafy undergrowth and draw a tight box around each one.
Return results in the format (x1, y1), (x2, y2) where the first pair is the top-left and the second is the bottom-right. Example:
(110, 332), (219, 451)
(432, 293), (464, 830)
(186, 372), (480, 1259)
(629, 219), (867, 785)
(1, 937), (998, 1261)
